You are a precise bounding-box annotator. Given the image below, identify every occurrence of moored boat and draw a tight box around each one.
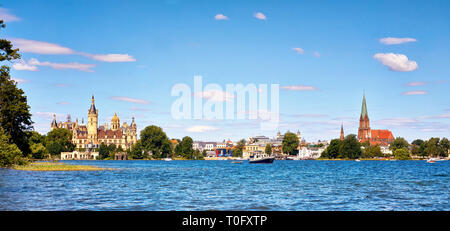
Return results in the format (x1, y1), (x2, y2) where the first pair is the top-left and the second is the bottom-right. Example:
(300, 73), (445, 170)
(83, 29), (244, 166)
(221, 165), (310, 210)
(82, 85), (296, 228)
(249, 154), (275, 164)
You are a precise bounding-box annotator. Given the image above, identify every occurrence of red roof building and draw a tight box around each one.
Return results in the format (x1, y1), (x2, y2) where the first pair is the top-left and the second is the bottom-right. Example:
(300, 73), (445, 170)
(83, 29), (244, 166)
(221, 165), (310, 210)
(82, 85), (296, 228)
(357, 93), (394, 146)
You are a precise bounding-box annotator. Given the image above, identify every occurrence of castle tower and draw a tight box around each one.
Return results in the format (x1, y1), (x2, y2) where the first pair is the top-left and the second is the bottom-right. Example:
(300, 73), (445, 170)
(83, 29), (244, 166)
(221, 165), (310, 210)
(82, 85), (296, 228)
(358, 92), (371, 142)
(296, 130), (301, 141)
(130, 116), (137, 144)
(111, 112), (120, 131)
(87, 95), (98, 144)
(340, 124), (345, 140)
(50, 114), (58, 131)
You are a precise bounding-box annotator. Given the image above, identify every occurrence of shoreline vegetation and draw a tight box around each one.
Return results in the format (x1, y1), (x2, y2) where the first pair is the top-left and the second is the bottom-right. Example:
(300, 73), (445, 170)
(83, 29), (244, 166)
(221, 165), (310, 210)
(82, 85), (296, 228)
(12, 161), (109, 171)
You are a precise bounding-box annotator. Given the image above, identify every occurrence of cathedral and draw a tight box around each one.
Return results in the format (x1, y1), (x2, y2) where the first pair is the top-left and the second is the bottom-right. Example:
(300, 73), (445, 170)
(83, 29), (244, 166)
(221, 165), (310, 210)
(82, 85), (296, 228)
(51, 95), (138, 150)
(357, 93), (394, 146)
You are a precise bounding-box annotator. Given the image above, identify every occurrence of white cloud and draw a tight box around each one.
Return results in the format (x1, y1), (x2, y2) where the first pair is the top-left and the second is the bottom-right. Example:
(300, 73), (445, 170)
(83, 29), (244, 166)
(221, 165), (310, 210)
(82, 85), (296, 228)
(57, 102), (71, 105)
(11, 38), (136, 62)
(373, 53), (418, 72)
(11, 38), (75, 55)
(292, 48), (304, 54)
(193, 90), (235, 102)
(214, 14), (229, 20)
(406, 81), (427, 86)
(28, 58), (95, 72)
(85, 54), (136, 62)
(110, 96), (151, 104)
(0, 8), (20, 22)
(254, 12), (266, 20)
(12, 60), (38, 71)
(402, 91), (428, 95)
(379, 37), (417, 45)
(186, 125), (218, 133)
(313, 51), (321, 57)
(280, 85), (318, 91)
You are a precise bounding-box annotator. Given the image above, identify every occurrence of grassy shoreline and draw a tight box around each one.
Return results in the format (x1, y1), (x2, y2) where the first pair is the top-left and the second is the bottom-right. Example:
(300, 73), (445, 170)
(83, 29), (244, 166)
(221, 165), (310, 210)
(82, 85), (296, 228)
(12, 161), (109, 171)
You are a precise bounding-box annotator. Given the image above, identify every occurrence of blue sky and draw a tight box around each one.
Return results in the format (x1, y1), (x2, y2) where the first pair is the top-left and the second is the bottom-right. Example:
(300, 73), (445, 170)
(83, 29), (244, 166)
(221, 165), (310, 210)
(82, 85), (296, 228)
(2, 0), (450, 142)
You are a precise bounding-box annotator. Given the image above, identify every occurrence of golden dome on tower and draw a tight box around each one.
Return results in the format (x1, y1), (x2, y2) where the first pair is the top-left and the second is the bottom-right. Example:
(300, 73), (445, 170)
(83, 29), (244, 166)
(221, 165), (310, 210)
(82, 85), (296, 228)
(111, 112), (120, 122)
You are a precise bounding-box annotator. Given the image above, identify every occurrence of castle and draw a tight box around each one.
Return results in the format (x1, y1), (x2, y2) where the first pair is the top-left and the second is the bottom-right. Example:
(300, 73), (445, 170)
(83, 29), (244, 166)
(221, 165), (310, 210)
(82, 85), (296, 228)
(51, 96), (138, 150)
(357, 93), (394, 146)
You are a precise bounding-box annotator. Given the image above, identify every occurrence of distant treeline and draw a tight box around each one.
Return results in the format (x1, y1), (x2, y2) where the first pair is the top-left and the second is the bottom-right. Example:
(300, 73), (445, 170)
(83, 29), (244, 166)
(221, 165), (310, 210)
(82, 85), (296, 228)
(320, 135), (449, 160)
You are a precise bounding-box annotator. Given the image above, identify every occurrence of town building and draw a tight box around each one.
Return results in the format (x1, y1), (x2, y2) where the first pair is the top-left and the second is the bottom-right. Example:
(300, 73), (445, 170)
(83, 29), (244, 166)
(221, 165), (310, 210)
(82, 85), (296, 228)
(358, 93), (394, 146)
(298, 146), (325, 159)
(51, 95), (138, 150)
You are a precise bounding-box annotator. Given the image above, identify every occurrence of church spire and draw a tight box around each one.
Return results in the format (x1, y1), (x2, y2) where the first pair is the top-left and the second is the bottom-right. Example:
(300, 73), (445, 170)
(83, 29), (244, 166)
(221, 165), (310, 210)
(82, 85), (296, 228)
(340, 124), (345, 140)
(361, 92), (368, 119)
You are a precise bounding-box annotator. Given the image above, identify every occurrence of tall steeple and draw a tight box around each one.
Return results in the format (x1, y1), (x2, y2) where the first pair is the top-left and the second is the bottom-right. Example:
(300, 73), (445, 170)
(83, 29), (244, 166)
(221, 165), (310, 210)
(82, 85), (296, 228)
(87, 95), (98, 143)
(340, 124), (345, 140)
(89, 95), (97, 114)
(358, 92), (371, 142)
(361, 91), (368, 120)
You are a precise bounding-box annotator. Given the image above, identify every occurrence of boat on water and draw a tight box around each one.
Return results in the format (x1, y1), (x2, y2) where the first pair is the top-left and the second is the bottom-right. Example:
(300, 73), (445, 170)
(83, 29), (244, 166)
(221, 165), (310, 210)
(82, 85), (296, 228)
(249, 154), (275, 164)
(426, 157), (443, 163)
(355, 159), (361, 162)
(163, 157), (172, 161)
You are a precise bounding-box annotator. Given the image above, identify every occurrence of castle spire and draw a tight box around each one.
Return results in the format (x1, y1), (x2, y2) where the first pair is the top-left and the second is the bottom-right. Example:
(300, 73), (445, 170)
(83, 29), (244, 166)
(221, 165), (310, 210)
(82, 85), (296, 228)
(89, 95), (97, 114)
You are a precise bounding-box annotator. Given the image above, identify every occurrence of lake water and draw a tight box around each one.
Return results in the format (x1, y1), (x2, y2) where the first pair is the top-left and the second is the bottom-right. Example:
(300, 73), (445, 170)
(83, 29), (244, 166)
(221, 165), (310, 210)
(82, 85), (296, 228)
(0, 160), (448, 211)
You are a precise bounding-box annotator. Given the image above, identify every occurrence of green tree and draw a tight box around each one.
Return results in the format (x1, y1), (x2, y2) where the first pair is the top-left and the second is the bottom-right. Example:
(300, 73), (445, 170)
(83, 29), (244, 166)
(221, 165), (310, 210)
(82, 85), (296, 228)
(362, 144), (382, 158)
(30, 143), (48, 159)
(0, 21), (33, 155)
(140, 125), (171, 159)
(29, 131), (46, 146)
(0, 127), (27, 167)
(45, 128), (75, 155)
(177, 136), (194, 159)
(265, 143), (272, 155)
(282, 132), (299, 155)
(233, 139), (246, 157)
(129, 141), (144, 159)
(439, 137), (449, 157)
(107, 144), (117, 159)
(321, 139), (341, 159)
(389, 137), (409, 152)
(394, 148), (412, 160)
(411, 139), (425, 157)
(425, 137), (442, 157)
(338, 134), (362, 159)
(98, 143), (110, 159)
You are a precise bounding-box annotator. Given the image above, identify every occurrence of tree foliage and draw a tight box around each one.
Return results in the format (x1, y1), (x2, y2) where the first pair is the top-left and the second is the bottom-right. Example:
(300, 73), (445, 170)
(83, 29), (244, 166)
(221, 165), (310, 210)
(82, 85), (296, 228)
(233, 139), (246, 157)
(321, 139), (341, 159)
(45, 128), (75, 155)
(140, 125), (171, 159)
(362, 144), (382, 158)
(282, 132), (299, 155)
(338, 134), (362, 159)
(0, 21), (33, 155)
(265, 143), (272, 155)
(0, 127), (27, 167)
(389, 137), (409, 152)
(394, 148), (411, 160)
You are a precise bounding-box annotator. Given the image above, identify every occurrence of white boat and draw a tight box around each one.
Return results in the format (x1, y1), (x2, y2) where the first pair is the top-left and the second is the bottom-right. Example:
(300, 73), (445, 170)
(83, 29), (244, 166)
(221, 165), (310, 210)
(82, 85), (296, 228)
(355, 159), (361, 162)
(163, 157), (172, 161)
(427, 158), (443, 163)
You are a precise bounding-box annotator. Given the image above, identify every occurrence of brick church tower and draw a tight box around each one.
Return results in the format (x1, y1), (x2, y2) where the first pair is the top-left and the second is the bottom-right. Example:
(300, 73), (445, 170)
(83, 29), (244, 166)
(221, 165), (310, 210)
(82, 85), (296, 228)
(358, 93), (371, 142)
